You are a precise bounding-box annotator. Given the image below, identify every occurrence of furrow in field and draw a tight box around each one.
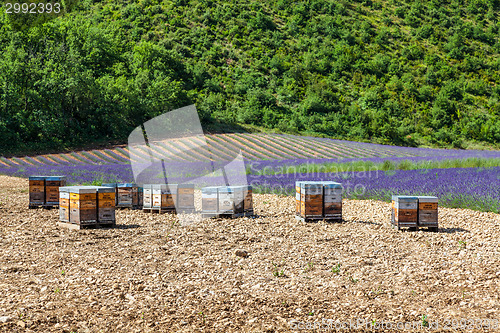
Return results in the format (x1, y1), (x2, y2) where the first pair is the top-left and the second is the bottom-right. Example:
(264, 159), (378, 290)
(215, 134), (268, 160)
(205, 135), (247, 160)
(264, 134), (341, 159)
(59, 153), (85, 164)
(237, 133), (300, 159)
(228, 133), (286, 159)
(91, 150), (123, 164)
(5, 157), (21, 166)
(223, 134), (282, 160)
(251, 134), (313, 159)
(151, 141), (195, 162)
(290, 136), (368, 159)
(172, 137), (225, 161)
(46, 154), (73, 165)
(67, 152), (94, 164)
(0, 157), (12, 167)
(273, 136), (332, 159)
(176, 137), (218, 161)
(108, 148), (130, 161)
(281, 135), (350, 159)
(75, 151), (102, 164)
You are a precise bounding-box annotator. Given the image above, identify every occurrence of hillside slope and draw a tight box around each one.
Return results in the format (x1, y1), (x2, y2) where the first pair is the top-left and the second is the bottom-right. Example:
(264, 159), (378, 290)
(1, 0), (500, 153)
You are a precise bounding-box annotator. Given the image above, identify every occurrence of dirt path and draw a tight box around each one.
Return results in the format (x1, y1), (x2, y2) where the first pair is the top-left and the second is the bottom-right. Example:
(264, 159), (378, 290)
(0, 175), (499, 332)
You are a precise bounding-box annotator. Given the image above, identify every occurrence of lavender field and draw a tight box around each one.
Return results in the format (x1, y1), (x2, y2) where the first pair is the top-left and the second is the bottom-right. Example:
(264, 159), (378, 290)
(1, 134), (500, 212)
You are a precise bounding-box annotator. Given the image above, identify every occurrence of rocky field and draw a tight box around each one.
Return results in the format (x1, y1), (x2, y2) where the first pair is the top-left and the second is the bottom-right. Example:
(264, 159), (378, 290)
(0, 175), (499, 332)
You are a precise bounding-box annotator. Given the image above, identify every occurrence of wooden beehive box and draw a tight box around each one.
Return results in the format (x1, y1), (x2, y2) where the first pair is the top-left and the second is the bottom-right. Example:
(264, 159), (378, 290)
(117, 183), (134, 208)
(69, 186), (97, 225)
(29, 176), (45, 207)
(162, 184), (177, 211)
(96, 186), (116, 223)
(202, 187), (219, 216)
(45, 176), (66, 206)
(59, 186), (71, 222)
(177, 184), (194, 212)
(102, 183), (118, 204)
(152, 184), (162, 210)
(323, 182), (342, 220)
(300, 182), (323, 219)
(242, 185), (254, 216)
(295, 181), (303, 216)
(417, 196), (438, 229)
(143, 184), (153, 210)
(218, 186), (235, 214)
(132, 186), (143, 209)
(391, 196), (418, 229)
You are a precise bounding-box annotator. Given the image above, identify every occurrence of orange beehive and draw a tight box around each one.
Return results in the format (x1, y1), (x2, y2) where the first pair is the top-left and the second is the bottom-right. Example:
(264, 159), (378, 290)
(96, 186), (116, 223)
(300, 182), (323, 218)
(391, 196), (418, 229)
(29, 176), (45, 207)
(69, 187), (97, 225)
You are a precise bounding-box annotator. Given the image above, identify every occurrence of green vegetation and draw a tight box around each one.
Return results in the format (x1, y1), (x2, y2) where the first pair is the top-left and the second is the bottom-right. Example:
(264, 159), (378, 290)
(1, 0), (500, 154)
(248, 157), (500, 175)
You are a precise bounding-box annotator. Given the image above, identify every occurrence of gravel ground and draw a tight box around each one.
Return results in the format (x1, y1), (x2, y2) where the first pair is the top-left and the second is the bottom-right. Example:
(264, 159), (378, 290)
(0, 175), (499, 332)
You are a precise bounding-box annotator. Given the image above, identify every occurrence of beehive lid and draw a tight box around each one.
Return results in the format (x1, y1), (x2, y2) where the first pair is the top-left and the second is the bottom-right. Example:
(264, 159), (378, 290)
(29, 176), (47, 180)
(202, 186), (219, 193)
(142, 184), (153, 189)
(95, 186), (116, 193)
(59, 186), (72, 193)
(300, 182), (323, 188)
(45, 176), (66, 181)
(218, 187), (233, 193)
(117, 183), (134, 188)
(392, 195), (418, 202)
(323, 182), (342, 189)
(178, 184), (194, 188)
(417, 196), (438, 202)
(102, 183), (117, 188)
(67, 186), (98, 194)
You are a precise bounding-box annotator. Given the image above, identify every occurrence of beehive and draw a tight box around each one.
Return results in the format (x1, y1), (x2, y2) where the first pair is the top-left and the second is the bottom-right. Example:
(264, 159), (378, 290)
(69, 186), (97, 225)
(177, 184), (194, 212)
(151, 184), (176, 211)
(417, 196), (438, 228)
(323, 182), (342, 220)
(29, 176), (45, 207)
(143, 184), (153, 210)
(96, 186), (116, 223)
(102, 183), (118, 203)
(162, 184), (177, 211)
(218, 187), (235, 214)
(202, 187), (219, 214)
(59, 186), (71, 222)
(117, 183), (134, 208)
(152, 184), (162, 210)
(300, 182), (323, 218)
(242, 185), (254, 215)
(45, 176), (66, 205)
(391, 196), (418, 229)
(233, 186), (247, 214)
(295, 181), (303, 216)
(132, 186), (143, 209)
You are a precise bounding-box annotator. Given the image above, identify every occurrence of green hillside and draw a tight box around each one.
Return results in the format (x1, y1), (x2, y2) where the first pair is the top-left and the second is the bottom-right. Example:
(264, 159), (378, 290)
(1, 0), (500, 154)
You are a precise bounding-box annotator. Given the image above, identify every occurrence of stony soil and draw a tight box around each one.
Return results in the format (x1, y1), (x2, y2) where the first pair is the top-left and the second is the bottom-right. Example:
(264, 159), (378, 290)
(0, 175), (499, 332)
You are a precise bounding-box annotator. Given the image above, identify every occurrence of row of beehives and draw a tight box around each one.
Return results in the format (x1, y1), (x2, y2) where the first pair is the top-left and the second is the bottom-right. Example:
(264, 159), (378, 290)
(295, 181), (439, 230)
(29, 176), (438, 231)
(142, 184), (254, 217)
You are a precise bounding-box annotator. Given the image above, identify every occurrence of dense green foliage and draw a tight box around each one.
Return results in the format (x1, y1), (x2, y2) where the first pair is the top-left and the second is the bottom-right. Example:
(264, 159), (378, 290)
(1, 0), (500, 154)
